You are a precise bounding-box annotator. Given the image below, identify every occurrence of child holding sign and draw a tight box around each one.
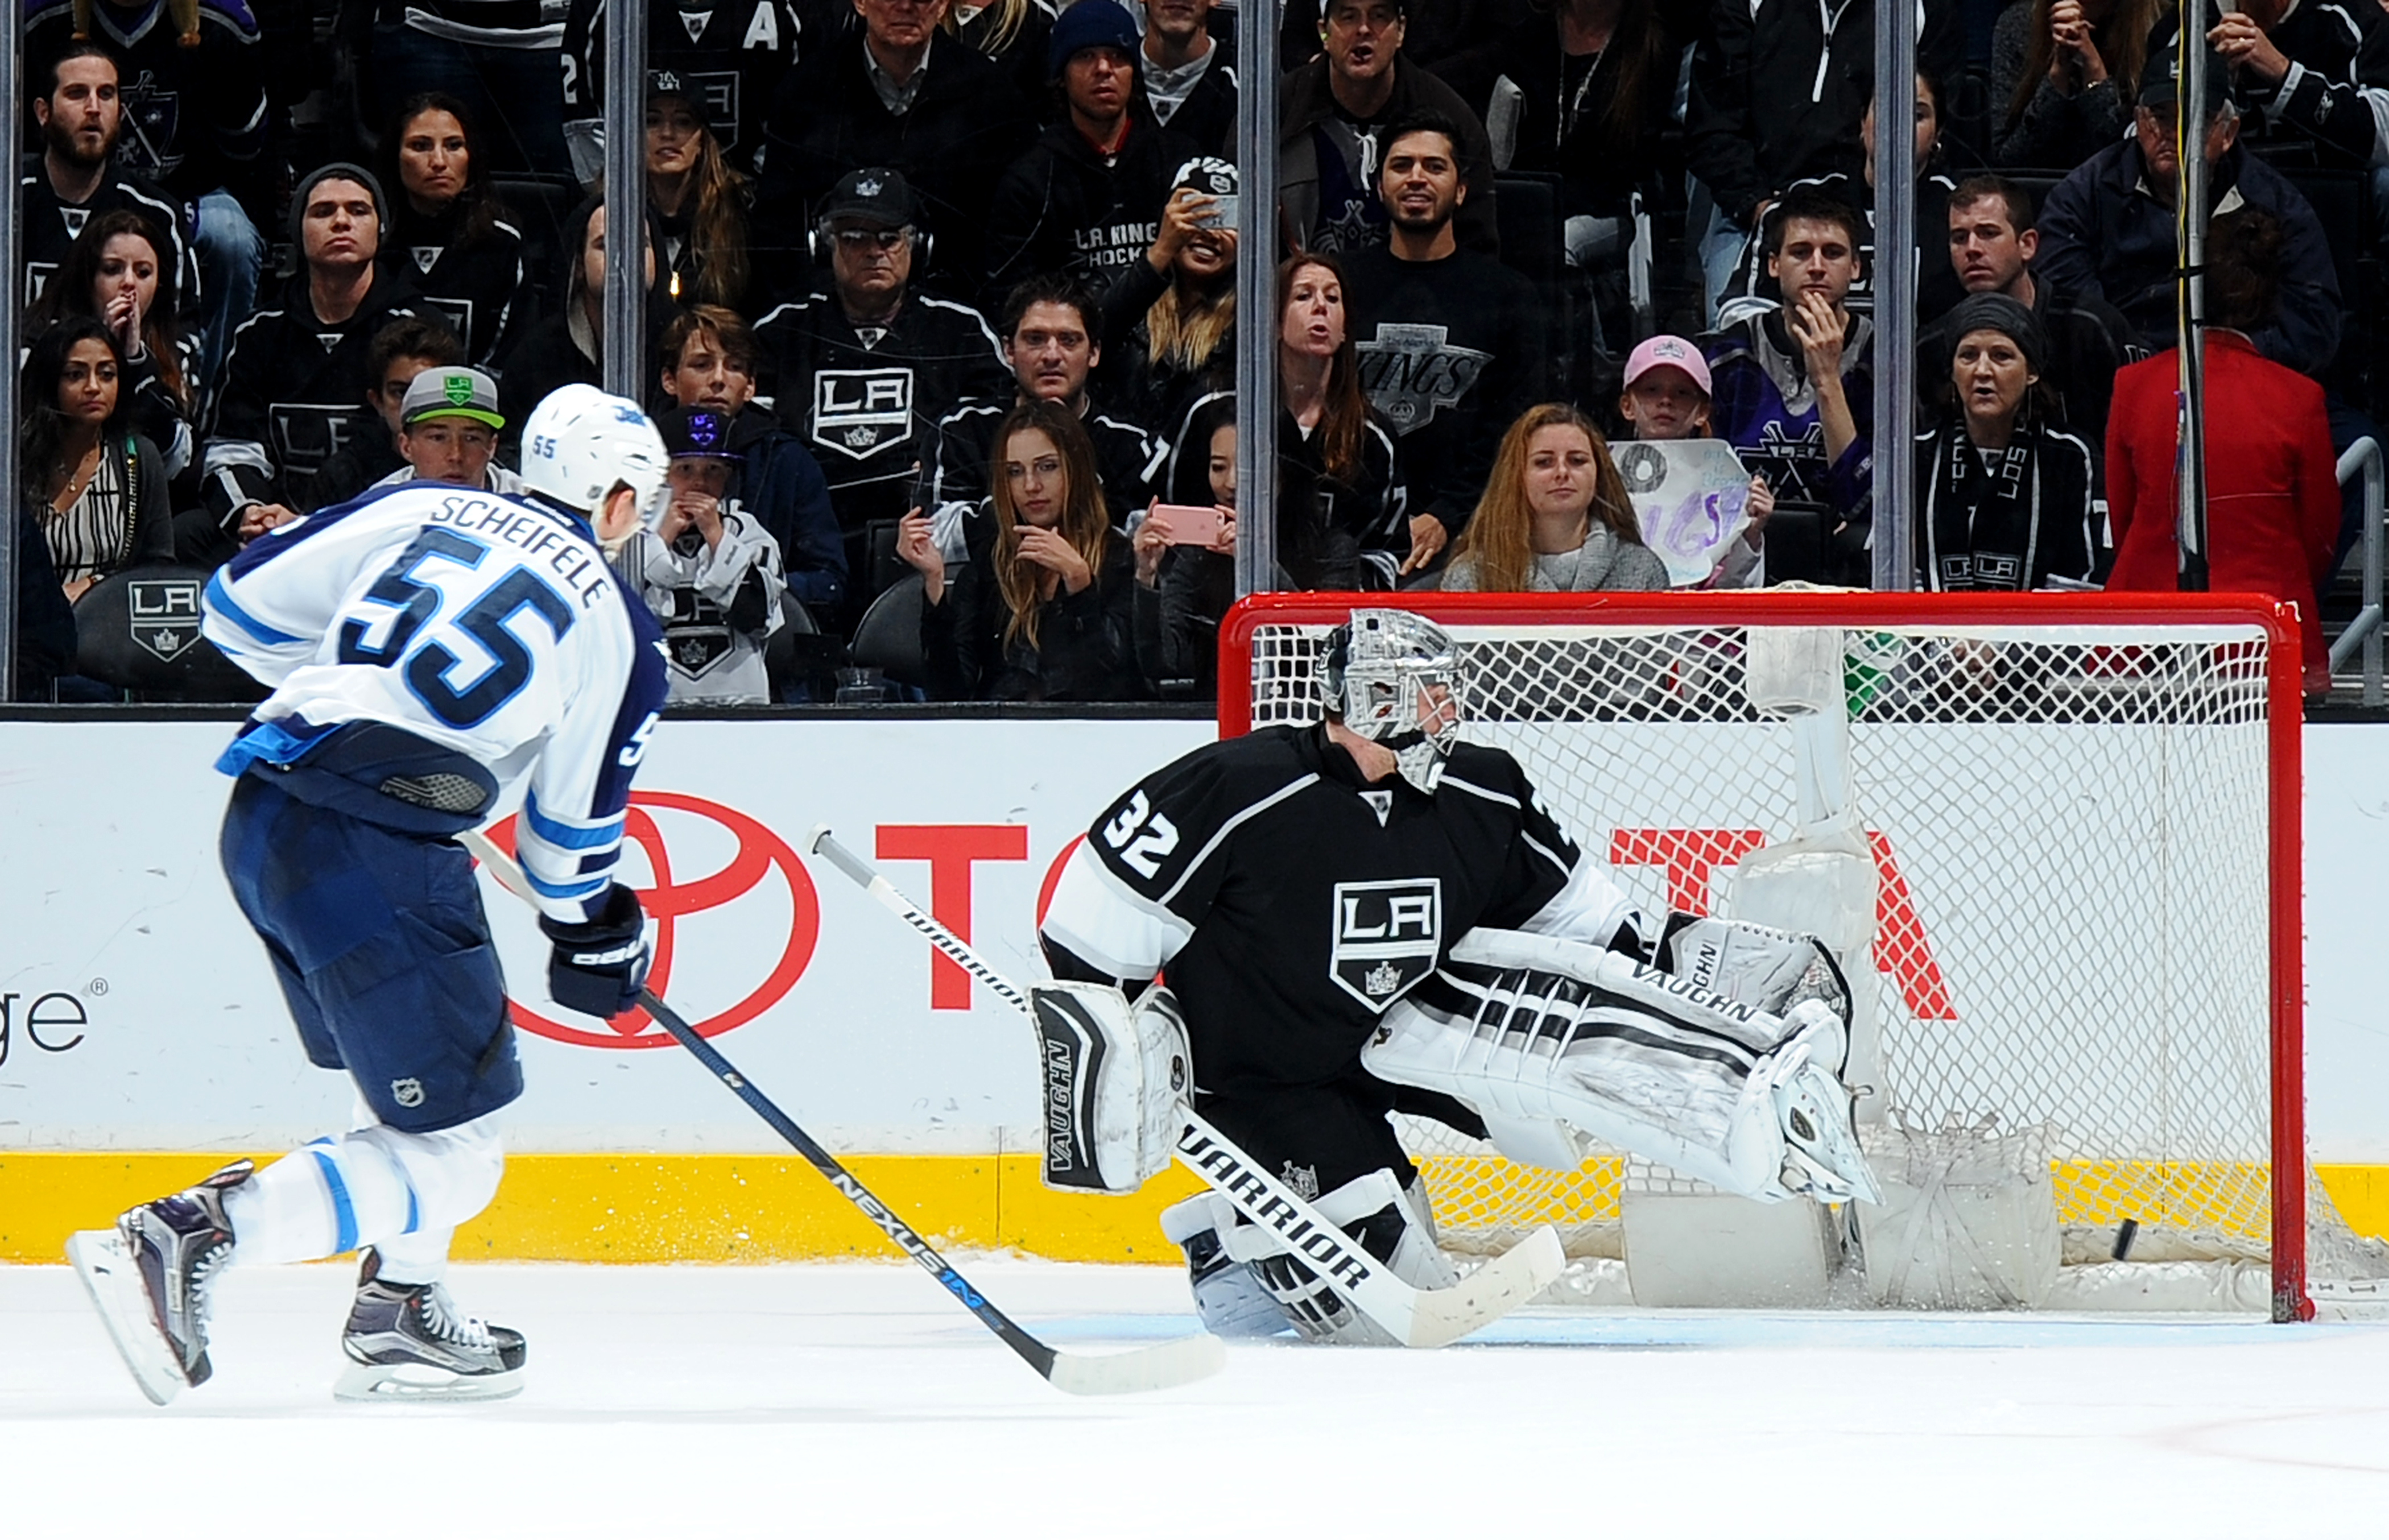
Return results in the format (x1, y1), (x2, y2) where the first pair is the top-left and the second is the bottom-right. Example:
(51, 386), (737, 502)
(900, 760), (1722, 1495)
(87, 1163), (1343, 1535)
(1615, 335), (1775, 587)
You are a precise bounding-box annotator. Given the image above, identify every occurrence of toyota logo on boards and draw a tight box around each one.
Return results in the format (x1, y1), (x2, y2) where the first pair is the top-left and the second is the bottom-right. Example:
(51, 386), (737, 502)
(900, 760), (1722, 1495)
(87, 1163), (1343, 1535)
(487, 791), (820, 1048)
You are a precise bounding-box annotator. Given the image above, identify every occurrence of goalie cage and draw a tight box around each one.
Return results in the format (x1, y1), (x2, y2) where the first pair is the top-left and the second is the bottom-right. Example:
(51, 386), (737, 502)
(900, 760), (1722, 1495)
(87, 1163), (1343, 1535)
(1220, 590), (2389, 1322)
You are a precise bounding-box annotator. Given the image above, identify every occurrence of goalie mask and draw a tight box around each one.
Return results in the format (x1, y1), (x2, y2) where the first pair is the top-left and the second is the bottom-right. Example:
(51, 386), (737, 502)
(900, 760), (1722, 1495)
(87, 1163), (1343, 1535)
(1321, 609), (1462, 794)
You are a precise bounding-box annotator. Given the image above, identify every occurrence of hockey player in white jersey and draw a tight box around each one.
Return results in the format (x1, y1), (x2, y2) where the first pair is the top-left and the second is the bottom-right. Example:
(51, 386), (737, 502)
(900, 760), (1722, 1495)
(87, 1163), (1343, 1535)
(69, 384), (674, 1406)
(1035, 608), (1876, 1342)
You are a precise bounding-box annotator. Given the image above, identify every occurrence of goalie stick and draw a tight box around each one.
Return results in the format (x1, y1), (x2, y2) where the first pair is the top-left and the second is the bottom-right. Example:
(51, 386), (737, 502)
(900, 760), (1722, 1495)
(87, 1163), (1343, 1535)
(807, 826), (1567, 1349)
(458, 827), (1224, 1397)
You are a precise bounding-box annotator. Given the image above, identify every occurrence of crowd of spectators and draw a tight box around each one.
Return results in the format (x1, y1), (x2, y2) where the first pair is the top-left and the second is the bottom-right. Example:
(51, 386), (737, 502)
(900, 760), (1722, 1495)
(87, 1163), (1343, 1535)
(11, 0), (2384, 703)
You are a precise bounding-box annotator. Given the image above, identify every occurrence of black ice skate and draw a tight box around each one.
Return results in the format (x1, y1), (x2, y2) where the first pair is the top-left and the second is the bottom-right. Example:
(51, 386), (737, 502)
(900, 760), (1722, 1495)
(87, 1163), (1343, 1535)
(335, 1248), (527, 1403)
(67, 1159), (254, 1406)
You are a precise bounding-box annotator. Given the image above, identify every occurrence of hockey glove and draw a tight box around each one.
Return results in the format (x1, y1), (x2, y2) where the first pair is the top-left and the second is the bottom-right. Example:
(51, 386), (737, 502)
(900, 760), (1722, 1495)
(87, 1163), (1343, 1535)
(540, 884), (650, 1019)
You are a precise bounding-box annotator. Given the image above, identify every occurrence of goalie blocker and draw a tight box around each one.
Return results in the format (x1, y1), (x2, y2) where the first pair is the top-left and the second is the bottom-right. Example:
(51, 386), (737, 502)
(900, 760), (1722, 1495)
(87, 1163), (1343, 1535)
(1367, 920), (1879, 1205)
(1030, 983), (1192, 1194)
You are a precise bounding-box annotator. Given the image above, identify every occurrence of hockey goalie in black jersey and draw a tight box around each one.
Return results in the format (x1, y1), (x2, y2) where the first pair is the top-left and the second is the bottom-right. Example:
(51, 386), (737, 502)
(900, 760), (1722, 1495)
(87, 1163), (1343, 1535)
(1038, 608), (1877, 1342)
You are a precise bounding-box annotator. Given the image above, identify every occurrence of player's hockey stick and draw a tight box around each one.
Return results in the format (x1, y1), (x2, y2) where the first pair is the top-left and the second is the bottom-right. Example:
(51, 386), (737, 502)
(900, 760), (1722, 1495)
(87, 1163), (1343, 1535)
(808, 826), (1567, 1349)
(458, 827), (1225, 1397)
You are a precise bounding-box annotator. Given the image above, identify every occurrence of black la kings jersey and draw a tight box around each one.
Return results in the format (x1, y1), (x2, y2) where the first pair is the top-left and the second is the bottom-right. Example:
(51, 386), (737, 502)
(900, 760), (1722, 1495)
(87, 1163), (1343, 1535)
(1040, 723), (1639, 1102)
(751, 289), (1010, 532)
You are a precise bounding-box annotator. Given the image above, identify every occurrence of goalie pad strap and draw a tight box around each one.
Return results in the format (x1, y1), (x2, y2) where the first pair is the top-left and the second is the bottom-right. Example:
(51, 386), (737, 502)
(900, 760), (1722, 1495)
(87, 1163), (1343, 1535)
(1432, 927), (1803, 1059)
(1030, 982), (1191, 1194)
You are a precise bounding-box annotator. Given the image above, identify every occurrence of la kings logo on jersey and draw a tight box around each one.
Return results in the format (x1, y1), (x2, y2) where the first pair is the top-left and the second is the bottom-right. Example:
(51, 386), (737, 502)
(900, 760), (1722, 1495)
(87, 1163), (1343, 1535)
(1355, 324), (1491, 435)
(812, 369), (913, 459)
(1328, 878), (1441, 1011)
(423, 295), (476, 351)
(119, 73), (183, 180)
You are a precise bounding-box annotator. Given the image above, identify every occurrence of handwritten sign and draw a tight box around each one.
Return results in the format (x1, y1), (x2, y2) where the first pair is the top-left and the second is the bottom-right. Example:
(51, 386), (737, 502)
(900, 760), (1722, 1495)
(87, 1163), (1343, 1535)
(1615, 440), (1753, 587)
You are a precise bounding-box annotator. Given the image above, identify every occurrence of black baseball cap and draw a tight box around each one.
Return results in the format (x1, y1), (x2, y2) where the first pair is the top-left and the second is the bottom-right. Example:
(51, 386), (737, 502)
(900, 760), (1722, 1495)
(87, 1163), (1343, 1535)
(820, 168), (915, 228)
(647, 69), (721, 134)
(2140, 46), (2233, 111)
(656, 406), (742, 461)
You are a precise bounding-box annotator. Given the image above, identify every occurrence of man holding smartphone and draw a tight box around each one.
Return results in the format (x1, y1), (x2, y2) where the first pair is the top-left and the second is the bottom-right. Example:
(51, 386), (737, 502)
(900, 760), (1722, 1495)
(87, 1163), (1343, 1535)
(984, 0), (1200, 302)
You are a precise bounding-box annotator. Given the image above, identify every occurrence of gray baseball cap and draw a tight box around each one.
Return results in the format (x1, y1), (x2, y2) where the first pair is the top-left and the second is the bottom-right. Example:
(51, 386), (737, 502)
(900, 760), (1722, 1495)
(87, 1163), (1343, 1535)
(400, 367), (505, 429)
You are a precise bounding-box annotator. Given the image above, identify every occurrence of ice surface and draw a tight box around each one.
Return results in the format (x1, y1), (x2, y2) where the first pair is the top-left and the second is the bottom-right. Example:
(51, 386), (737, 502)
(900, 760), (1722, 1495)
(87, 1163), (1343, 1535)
(5, 1259), (2388, 1537)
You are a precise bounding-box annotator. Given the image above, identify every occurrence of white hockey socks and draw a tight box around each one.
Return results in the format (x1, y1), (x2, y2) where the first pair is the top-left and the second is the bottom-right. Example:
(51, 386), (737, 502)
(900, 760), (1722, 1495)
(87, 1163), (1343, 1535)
(221, 1113), (506, 1278)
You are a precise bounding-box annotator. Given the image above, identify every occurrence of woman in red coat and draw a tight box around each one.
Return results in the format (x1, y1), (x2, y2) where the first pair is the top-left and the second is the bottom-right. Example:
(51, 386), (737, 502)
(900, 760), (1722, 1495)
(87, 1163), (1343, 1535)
(2105, 207), (2340, 696)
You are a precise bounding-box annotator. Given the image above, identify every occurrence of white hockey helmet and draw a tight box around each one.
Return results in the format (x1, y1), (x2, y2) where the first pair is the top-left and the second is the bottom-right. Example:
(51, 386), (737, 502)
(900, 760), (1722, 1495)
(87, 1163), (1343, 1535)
(517, 383), (671, 543)
(1320, 608), (1461, 794)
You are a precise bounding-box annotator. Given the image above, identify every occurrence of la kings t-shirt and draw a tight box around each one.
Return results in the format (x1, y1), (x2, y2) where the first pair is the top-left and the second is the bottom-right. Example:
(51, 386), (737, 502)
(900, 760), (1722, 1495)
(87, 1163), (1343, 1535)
(1341, 243), (1545, 528)
(1041, 723), (1588, 1099)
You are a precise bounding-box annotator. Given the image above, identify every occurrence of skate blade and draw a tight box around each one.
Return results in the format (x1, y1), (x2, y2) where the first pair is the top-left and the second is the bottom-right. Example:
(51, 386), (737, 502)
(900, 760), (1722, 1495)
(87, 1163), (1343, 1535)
(333, 1359), (525, 1404)
(67, 1229), (188, 1407)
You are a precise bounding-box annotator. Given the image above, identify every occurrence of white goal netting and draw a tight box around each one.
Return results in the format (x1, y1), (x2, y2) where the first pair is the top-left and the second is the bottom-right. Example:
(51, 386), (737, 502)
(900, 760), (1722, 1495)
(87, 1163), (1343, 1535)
(1229, 595), (2381, 1317)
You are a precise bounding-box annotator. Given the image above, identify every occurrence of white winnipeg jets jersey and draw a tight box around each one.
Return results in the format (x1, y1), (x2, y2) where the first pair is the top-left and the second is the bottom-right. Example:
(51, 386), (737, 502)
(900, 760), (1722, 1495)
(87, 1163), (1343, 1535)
(201, 481), (669, 922)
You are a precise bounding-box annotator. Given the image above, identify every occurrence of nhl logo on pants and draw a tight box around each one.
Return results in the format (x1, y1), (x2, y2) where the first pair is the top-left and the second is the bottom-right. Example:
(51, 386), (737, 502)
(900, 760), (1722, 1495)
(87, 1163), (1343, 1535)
(1328, 879), (1441, 1011)
(391, 1078), (427, 1110)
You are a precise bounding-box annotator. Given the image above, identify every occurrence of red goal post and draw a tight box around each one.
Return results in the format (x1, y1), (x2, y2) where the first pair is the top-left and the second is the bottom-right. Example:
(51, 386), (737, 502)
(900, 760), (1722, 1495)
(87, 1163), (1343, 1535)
(1217, 590), (2328, 1320)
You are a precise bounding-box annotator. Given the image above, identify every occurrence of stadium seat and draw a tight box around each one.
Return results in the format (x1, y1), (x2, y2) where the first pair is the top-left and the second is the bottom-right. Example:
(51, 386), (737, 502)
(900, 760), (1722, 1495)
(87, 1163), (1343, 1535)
(72, 567), (264, 702)
(763, 591), (844, 698)
(849, 572), (929, 689)
(494, 174), (585, 322)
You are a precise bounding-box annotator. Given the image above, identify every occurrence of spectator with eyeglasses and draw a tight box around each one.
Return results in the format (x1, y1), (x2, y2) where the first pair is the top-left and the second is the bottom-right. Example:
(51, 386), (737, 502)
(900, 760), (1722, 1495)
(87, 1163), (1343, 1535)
(751, 168), (1010, 630)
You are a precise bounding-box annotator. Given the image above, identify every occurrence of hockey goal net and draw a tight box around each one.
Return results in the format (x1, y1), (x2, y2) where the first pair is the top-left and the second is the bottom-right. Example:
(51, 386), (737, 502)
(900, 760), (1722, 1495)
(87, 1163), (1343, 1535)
(1220, 591), (2373, 1320)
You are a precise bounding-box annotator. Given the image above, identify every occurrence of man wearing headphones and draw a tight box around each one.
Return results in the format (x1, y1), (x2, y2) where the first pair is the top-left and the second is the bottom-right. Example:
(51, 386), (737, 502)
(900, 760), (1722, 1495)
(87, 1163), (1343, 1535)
(751, 168), (1011, 630)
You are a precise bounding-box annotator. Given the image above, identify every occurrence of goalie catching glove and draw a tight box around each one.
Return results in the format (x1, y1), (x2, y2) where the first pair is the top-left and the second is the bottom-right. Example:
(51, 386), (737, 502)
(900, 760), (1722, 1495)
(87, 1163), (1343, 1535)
(1654, 912), (1853, 1024)
(1363, 926), (1878, 1204)
(1030, 982), (1191, 1193)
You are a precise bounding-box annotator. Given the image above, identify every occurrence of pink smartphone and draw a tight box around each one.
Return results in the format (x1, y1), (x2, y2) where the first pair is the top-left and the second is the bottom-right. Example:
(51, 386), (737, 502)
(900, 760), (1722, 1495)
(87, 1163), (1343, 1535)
(1147, 504), (1229, 548)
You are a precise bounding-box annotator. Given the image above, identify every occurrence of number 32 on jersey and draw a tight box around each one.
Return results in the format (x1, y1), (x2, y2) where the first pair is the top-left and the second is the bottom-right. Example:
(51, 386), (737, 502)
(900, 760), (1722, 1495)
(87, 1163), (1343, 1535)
(1103, 790), (1179, 879)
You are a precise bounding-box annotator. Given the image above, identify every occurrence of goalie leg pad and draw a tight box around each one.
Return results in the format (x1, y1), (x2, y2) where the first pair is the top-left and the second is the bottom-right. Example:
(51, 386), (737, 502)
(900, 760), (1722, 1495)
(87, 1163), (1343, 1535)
(1765, 1004), (1879, 1204)
(1367, 928), (1871, 1204)
(1031, 983), (1191, 1194)
(1160, 1195), (1291, 1338)
(1218, 1170), (1459, 1346)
